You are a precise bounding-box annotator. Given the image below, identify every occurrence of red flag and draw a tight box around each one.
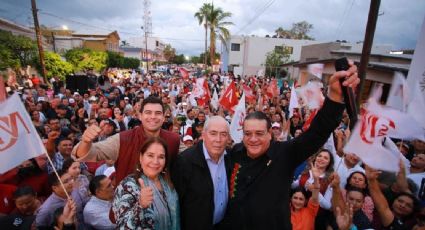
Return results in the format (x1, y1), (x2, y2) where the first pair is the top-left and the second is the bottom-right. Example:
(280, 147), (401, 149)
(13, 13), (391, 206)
(266, 79), (279, 98)
(243, 84), (256, 102)
(302, 109), (318, 132)
(179, 67), (189, 79)
(219, 81), (239, 112)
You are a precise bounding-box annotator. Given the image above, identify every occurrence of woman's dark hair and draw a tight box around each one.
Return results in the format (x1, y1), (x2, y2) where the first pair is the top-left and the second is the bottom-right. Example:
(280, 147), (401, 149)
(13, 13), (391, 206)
(290, 187), (311, 208)
(133, 137), (171, 185)
(13, 186), (36, 199)
(392, 192), (420, 217)
(345, 171), (369, 191)
(304, 149), (335, 178)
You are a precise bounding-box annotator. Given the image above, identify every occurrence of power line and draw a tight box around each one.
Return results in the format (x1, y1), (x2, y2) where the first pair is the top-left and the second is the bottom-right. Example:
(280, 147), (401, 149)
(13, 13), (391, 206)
(333, 0), (356, 40)
(235, 0), (276, 35)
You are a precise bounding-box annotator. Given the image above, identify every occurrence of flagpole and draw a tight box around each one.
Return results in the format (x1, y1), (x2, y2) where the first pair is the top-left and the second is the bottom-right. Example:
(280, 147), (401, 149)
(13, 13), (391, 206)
(356, 0), (381, 107)
(45, 152), (71, 199)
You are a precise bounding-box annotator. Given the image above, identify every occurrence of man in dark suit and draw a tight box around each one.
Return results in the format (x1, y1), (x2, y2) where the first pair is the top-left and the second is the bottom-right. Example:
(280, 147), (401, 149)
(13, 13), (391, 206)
(172, 116), (231, 230)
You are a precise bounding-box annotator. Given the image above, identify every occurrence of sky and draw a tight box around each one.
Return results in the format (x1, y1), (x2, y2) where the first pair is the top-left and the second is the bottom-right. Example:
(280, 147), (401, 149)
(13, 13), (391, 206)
(1, 0), (424, 56)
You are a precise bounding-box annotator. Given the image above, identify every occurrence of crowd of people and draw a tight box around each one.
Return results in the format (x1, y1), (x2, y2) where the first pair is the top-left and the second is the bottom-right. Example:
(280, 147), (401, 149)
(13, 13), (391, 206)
(0, 63), (424, 230)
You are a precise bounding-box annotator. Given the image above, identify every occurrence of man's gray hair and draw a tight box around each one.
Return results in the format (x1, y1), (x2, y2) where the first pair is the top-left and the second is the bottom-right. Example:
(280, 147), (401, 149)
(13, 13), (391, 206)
(203, 116), (229, 132)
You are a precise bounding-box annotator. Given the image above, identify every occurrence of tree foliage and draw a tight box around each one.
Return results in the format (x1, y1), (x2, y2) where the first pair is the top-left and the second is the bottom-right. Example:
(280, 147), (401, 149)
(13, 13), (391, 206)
(163, 44), (176, 62)
(106, 51), (140, 69)
(265, 48), (291, 77)
(0, 30), (37, 70)
(121, 57), (140, 69)
(275, 21), (314, 40)
(195, 3), (233, 66)
(43, 51), (73, 80)
(171, 54), (186, 65)
(65, 48), (107, 72)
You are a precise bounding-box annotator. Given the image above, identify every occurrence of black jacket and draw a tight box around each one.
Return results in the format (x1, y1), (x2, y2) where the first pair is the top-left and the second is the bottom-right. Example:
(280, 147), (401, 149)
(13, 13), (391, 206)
(171, 142), (231, 230)
(222, 98), (345, 230)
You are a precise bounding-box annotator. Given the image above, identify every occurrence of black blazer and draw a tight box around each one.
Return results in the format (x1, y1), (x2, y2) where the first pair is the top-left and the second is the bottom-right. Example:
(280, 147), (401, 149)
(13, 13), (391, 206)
(171, 141), (231, 230)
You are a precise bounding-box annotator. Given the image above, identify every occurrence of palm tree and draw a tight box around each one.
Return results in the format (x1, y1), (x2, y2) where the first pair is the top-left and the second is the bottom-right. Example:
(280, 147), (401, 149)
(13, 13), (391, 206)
(208, 5), (233, 66)
(194, 3), (212, 67)
(195, 3), (233, 67)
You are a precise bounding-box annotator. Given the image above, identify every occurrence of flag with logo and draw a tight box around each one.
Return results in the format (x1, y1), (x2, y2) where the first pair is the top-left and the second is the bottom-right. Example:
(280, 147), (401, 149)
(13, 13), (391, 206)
(344, 98), (425, 172)
(0, 93), (46, 173)
(386, 71), (409, 111)
(219, 81), (239, 112)
(242, 84), (256, 102)
(297, 81), (324, 109)
(266, 79), (279, 98)
(179, 67), (189, 79)
(230, 93), (246, 143)
(211, 88), (219, 111)
(307, 63), (324, 79)
(288, 84), (299, 118)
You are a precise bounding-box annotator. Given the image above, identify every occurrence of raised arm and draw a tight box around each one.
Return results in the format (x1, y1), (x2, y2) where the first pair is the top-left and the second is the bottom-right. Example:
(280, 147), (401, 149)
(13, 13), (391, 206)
(366, 165), (394, 227)
(286, 61), (359, 169)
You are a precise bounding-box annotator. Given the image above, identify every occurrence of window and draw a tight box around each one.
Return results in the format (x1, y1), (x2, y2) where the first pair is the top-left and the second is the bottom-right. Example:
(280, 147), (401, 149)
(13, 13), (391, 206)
(275, 46), (283, 53)
(283, 46), (293, 54)
(156, 41), (159, 47)
(231, 43), (240, 51)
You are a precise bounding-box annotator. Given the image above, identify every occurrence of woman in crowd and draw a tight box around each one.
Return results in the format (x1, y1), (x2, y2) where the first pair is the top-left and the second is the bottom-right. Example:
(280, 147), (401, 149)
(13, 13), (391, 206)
(112, 137), (180, 229)
(292, 149), (335, 198)
(292, 149), (335, 229)
(331, 173), (373, 229)
(0, 186), (42, 229)
(366, 165), (420, 229)
(62, 159), (90, 205)
(290, 163), (321, 230)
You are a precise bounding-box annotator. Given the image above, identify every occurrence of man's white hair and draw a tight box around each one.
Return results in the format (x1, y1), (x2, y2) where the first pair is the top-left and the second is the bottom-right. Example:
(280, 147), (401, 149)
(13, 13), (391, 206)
(203, 116), (229, 132)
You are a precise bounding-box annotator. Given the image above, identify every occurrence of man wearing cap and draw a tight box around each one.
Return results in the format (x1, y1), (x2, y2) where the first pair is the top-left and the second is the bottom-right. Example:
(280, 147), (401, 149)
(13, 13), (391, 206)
(182, 135), (194, 149)
(172, 116), (231, 230)
(271, 122), (285, 142)
(72, 96), (180, 184)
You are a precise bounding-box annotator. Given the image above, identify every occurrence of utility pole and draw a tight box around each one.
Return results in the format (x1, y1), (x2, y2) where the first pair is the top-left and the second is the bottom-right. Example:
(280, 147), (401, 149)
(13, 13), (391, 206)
(31, 0), (48, 83)
(51, 31), (56, 53)
(204, 14), (208, 69)
(357, 0), (381, 106)
(143, 0), (152, 74)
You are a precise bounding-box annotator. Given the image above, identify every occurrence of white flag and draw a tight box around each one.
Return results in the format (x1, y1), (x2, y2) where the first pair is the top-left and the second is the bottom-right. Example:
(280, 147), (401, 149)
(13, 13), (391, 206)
(230, 93), (246, 143)
(288, 85), (299, 118)
(297, 81), (324, 109)
(367, 99), (425, 141)
(407, 82), (425, 129)
(0, 93), (46, 173)
(211, 88), (219, 111)
(344, 98), (424, 172)
(307, 63), (324, 79)
(386, 71), (409, 111)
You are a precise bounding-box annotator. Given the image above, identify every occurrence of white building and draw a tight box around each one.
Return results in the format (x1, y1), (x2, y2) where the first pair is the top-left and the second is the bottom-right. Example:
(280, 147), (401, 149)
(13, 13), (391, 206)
(221, 35), (322, 76)
(128, 36), (166, 53)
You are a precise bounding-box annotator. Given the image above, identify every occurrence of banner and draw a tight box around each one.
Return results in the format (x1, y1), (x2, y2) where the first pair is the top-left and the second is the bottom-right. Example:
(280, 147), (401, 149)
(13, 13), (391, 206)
(0, 94), (46, 173)
(230, 93), (246, 143)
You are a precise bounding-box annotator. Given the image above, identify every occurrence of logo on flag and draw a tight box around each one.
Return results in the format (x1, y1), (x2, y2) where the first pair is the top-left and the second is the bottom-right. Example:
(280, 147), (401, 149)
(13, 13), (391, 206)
(0, 94), (46, 173)
(219, 81), (239, 112)
(359, 109), (395, 144)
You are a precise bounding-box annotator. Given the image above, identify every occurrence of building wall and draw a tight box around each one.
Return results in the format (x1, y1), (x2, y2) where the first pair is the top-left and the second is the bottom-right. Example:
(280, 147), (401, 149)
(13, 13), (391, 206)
(224, 35), (321, 76)
(83, 40), (106, 51)
(0, 19), (35, 39)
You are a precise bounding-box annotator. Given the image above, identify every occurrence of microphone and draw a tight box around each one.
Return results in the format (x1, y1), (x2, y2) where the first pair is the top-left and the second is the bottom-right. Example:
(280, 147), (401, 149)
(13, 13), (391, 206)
(334, 57), (358, 130)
